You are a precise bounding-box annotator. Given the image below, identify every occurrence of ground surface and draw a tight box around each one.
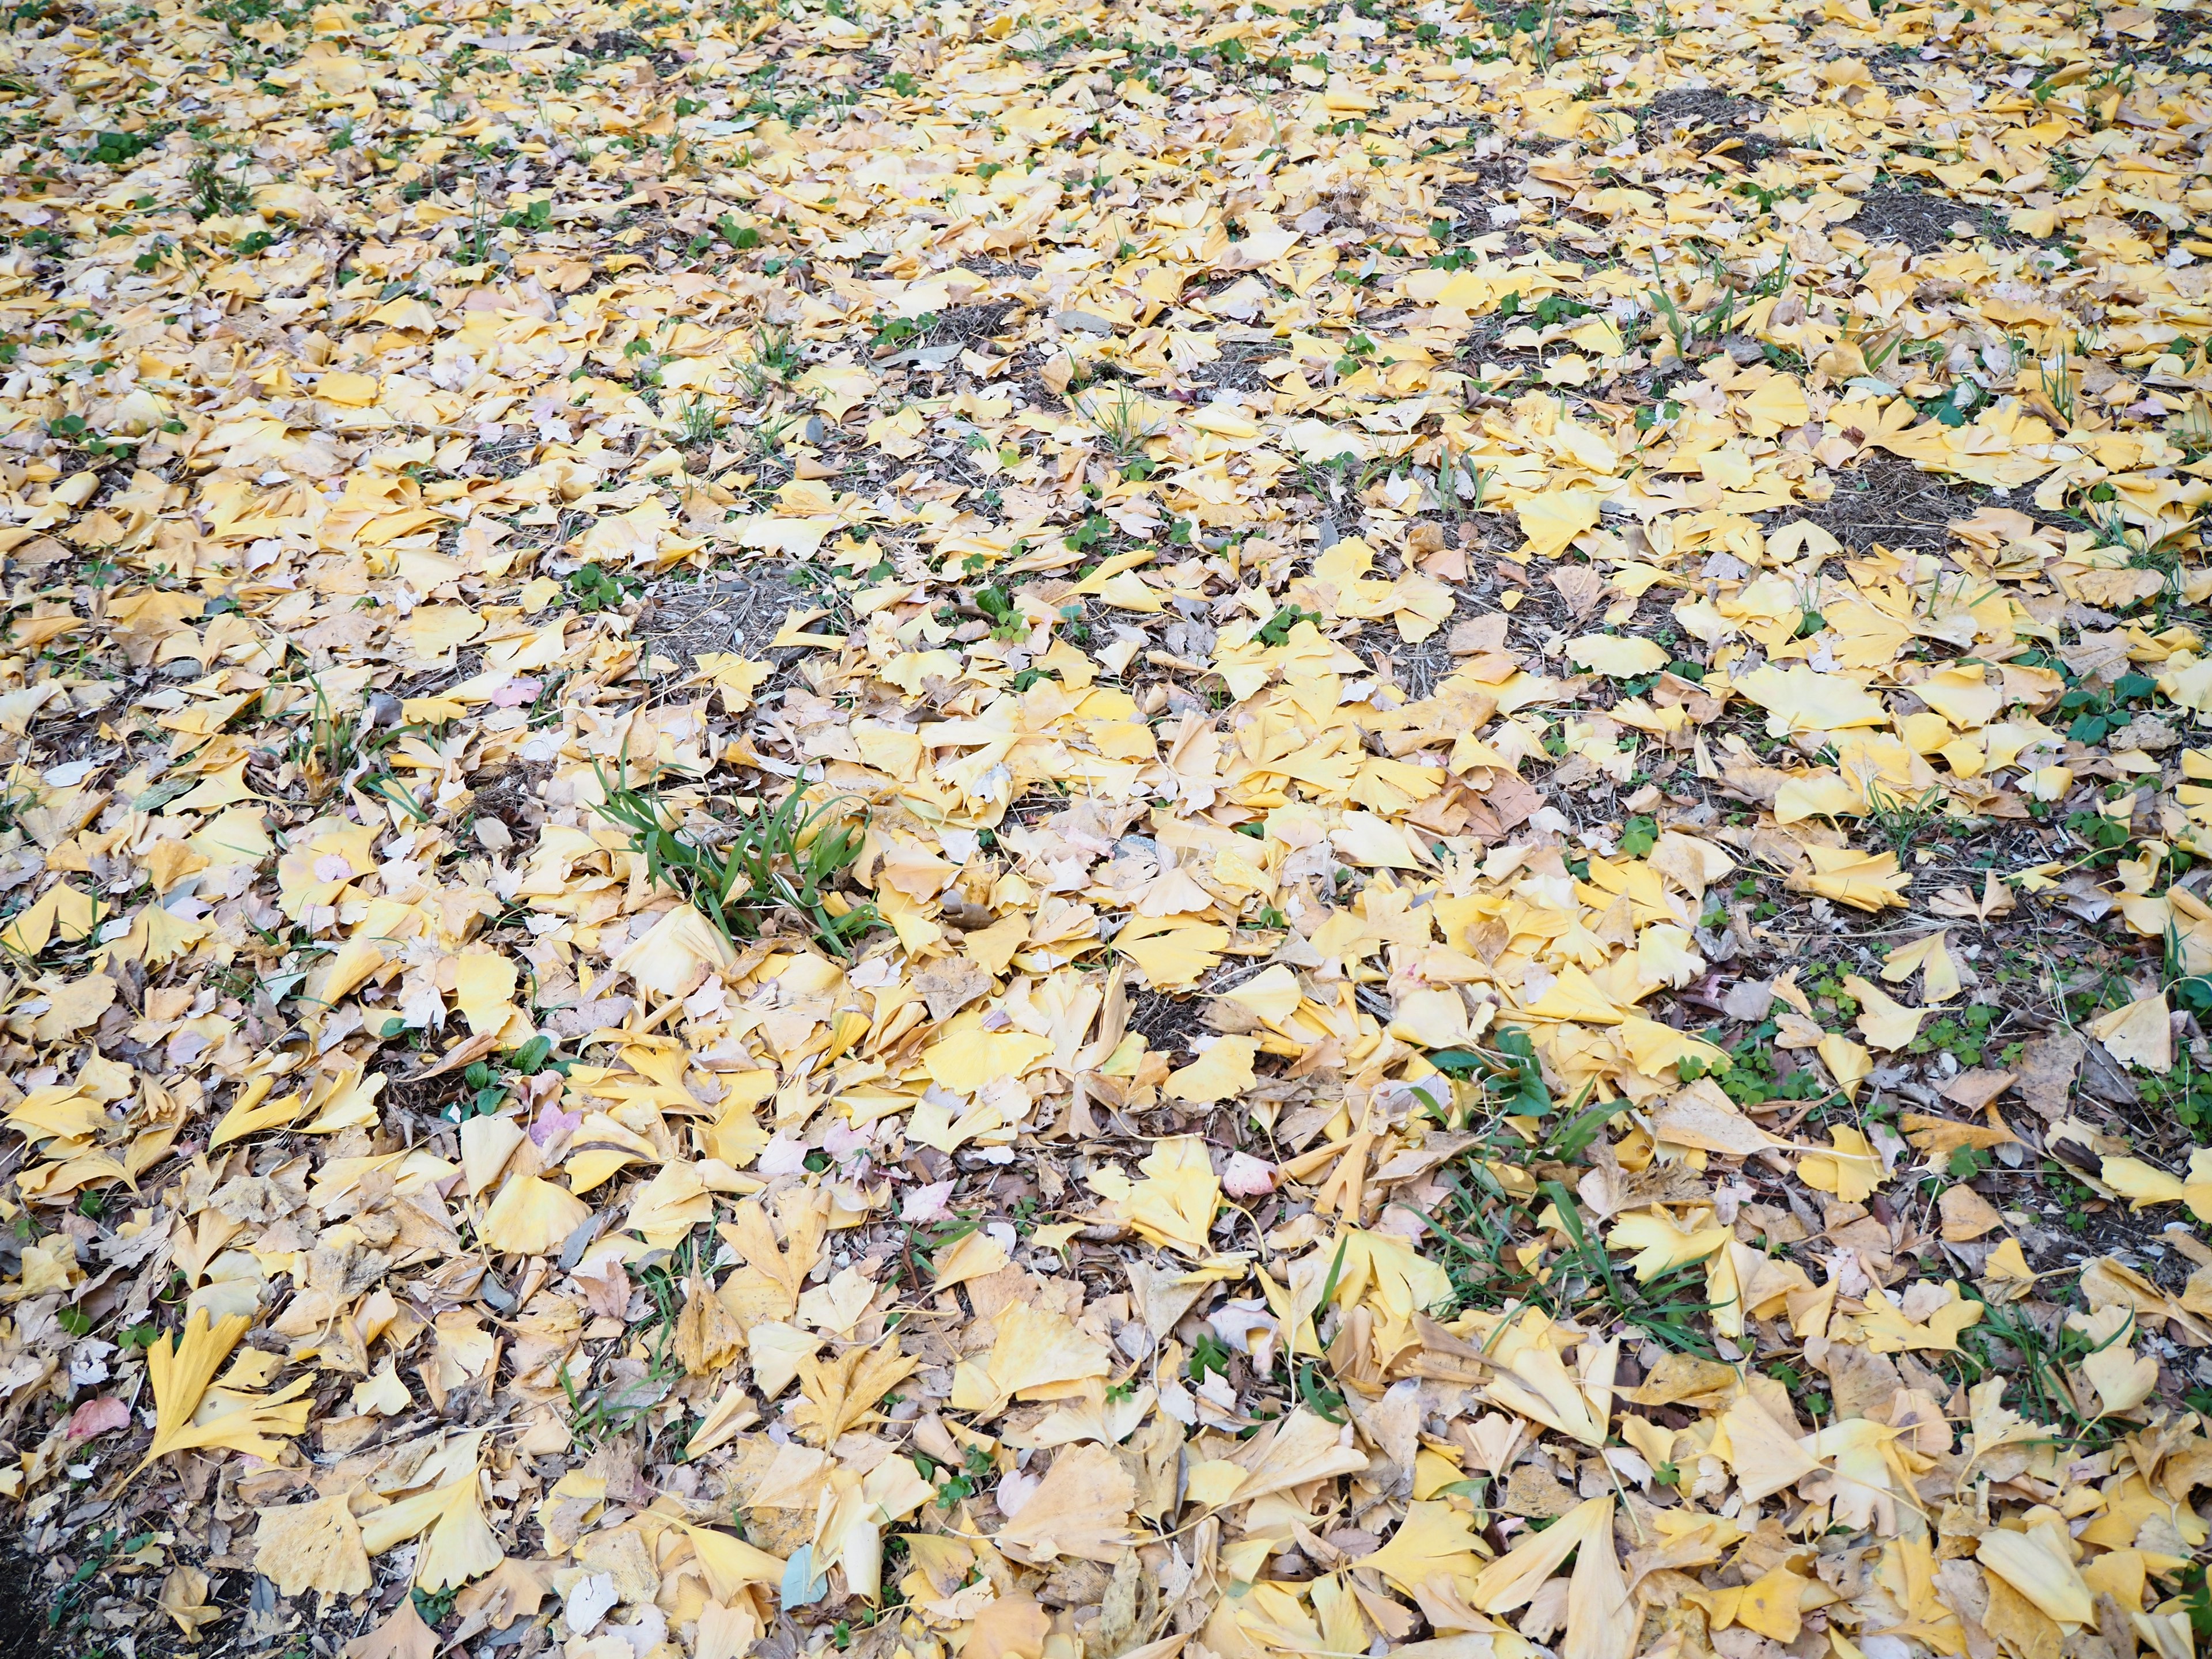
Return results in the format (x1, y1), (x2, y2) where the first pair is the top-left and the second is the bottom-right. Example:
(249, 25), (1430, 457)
(0, 0), (2209, 1658)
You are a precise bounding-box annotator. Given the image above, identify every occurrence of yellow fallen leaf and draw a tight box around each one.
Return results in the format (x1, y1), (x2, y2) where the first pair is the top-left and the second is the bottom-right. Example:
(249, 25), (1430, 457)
(1223, 964), (1302, 1024)
(1719, 1391), (1817, 1502)
(1471, 1495), (1613, 1612)
(480, 1175), (590, 1256)
(2101, 1156), (2186, 1210)
(1730, 1566), (1809, 1643)
(1978, 1522), (2093, 1627)
(1881, 930), (1959, 1001)
(1164, 1035), (1257, 1104)
(950, 1297), (1112, 1415)
(138, 1310), (308, 1473)
(1857, 1281), (1983, 1353)
(1798, 1126), (1883, 1205)
(2087, 993), (2171, 1071)
(1517, 488), (1600, 560)
(358, 1476), (505, 1591)
(1791, 846), (1910, 912)
(1816, 1033), (1873, 1101)
(1841, 974), (1925, 1051)
(1605, 1208), (1729, 1280)
(1566, 634), (1667, 678)
(679, 1521), (788, 1604)
(1734, 665), (1889, 735)
(1985, 1237), (2034, 1281)
(1358, 1500), (1483, 1596)
(254, 1494), (372, 1598)
(453, 952), (520, 1036)
(793, 1340), (918, 1445)
(994, 1442), (1136, 1565)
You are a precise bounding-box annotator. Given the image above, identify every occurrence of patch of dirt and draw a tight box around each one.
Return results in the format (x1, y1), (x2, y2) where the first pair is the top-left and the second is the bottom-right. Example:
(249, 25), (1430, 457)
(0, 1550), (45, 1659)
(1798, 452), (2058, 552)
(1636, 88), (1758, 142)
(960, 259), (1041, 282)
(467, 757), (553, 855)
(935, 301), (1020, 344)
(2123, 9), (2210, 70)
(1194, 336), (1275, 393)
(1844, 184), (1988, 255)
(1122, 984), (1211, 1063)
(638, 565), (819, 671)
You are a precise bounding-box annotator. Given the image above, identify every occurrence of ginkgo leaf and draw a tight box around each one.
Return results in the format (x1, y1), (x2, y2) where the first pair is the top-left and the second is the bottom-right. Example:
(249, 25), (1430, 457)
(11, 0), (2203, 1643)
(1564, 1497), (1633, 1659)
(358, 1475), (503, 1590)
(342, 1598), (437, 1659)
(1163, 1036), (1257, 1104)
(1856, 1282), (1983, 1353)
(676, 1521), (788, 1601)
(1978, 1523), (2093, 1627)
(1719, 1392), (1817, 1502)
(950, 1298), (1111, 1415)
(1566, 634), (1667, 679)
(254, 1494), (372, 1598)
(1517, 488), (1600, 559)
(479, 1175), (590, 1256)
(1483, 1314), (1611, 1447)
(1840, 974), (1925, 1051)
(137, 1309), (248, 1472)
(1605, 1208), (1729, 1281)
(793, 1341), (919, 1446)
(1357, 1501), (1483, 1595)
(1221, 965), (1302, 1023)
(1798, 1127), (1884, 1205)
(1471, 1495), (1614, 1612)
(1790, 846), (1910, 912)
(137, 1311), (308, 1471)
(2087, 994), (2171, 1071)
(993, 1443), (1136, 1565)
(2069, 1306), (2159, 1418)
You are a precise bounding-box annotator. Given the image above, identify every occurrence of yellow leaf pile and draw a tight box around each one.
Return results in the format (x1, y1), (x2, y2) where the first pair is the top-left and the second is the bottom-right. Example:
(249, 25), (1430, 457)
(3, 0), (2212, 1652)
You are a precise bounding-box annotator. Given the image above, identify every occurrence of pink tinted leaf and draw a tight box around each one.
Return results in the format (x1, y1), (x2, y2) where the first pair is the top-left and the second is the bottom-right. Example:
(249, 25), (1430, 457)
(1221, 1152), (1279, 1198)
(901, 1180), (955, 1223)
(67, 1396), (130, 1440)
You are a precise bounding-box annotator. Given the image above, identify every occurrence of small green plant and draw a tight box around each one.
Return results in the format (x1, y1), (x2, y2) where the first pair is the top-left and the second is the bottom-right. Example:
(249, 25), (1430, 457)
(1187, 1330), (1233, 1384)
(79, 128), (160, 167)
(733, 324), (798, 400)
(567, 561), (642, 613)
(751, 411), (799, 458)
(1072, 383), (1162, 472)
(596, 772), (881, 957)
(2172, 402), (2212, 463)
(1255, 603), (1323, 646)
(1407, 1164), (1718, 1355)
(499, 196), (552, 232)
(973, 584), (1029, 641)
(1863, 781), (1946, 854)
(869, 309), (938, 350)
(1619, 814), (1658, 858)
(2044, 342), (2078, 427)
(676, 395), (727, 448)
(450, 1060), (506, 1121)
(1435, 442), (1491, 514)
(917, 1441), (995, 1510)
(186, 151), (253, 220)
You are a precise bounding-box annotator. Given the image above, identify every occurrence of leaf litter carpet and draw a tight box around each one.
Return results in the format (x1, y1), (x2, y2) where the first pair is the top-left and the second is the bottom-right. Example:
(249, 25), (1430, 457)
(2, 0), (2212, 1657)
